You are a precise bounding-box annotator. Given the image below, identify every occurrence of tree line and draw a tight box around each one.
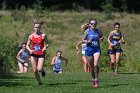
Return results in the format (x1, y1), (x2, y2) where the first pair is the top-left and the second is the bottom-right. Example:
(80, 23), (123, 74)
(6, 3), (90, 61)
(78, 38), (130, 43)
(0, 0), (140, 12)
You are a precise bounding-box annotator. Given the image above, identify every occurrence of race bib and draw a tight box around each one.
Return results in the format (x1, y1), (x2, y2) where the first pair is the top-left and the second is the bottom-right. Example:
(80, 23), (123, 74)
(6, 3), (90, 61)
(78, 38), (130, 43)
(112, 41), (119, 46)
(112, 41), (121, 49)
(82, 50), (86, 55)
(55, 64), (61, 69)
(91, 41), (98, 46)
(34, 46), (41, 51)
(82, 43), (87, 51)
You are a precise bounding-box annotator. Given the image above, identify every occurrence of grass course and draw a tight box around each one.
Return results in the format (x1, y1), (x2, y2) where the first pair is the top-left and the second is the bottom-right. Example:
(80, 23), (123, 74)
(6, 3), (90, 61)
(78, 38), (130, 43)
(0, 10), (140, 93)
(0, 72), (140, 93)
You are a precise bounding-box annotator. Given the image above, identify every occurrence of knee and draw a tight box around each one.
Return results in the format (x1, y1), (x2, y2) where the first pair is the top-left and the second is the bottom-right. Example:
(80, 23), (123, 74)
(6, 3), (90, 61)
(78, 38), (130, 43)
(37, 67), (42, 72)
(115, 59), (120, 63)
(94, 62), (98, 67)
(84, 61), (88, 64)
(32, 68), (37, 73)
(116, 62), (119, 65)
(94, 65), (98, 68)
(111, 59), (116, 63)
(24, 71), (27, 73)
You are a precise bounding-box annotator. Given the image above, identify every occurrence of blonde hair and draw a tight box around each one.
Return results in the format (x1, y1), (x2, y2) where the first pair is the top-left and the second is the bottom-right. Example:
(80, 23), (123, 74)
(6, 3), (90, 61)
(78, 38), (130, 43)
(81, 23), (89, 30)
(33, 17), (44, 25)
(81, 19), (90, 30)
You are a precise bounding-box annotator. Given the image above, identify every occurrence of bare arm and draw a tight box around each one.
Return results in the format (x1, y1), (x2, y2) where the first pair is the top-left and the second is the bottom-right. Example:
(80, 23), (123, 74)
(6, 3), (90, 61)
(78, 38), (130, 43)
(100, 36), (104, 42)
(99, 29), (104, 42)
(107, 32), (113, 45)
(26, 35), (34, 54)
(42, 34), (49, 51)
(120, 33), (125, 44)
(107, 31), (115, 49)
(76, 40), (82, 51)
(16, 49), (24, 62)
(62, 57), (68, 67)
(51, 57), (56, 65)
(82, 30), (89, 43)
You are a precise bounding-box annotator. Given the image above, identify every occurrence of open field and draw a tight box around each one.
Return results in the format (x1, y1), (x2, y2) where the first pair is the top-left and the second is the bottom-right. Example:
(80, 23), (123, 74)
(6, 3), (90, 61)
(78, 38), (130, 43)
(0, 10), (140, 93)
(0, 72), (140, 93)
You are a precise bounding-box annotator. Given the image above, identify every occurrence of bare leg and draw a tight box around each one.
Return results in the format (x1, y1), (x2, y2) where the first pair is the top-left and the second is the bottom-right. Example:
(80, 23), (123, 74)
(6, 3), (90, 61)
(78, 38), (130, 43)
(109, 54), (116, 72)
(17, 62), (24, 73)
(87, 62), (91, 72)
(23, 63), (28, 73)
(82, 56), (88, 72)
(38, 58), (45, 77)
(93, 53), (100, 88)
(115, 52), (121, 74)
(93, 53), (100, 80)
(87, 56), (94, 77)
(88, 53), (100, 88)
(30, 56), (42, 84)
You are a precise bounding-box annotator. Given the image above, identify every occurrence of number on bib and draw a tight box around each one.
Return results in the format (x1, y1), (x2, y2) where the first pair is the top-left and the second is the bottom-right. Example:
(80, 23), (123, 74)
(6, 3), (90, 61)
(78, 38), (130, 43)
(91, 41), (98, 46)
(34, 46), (41, 51)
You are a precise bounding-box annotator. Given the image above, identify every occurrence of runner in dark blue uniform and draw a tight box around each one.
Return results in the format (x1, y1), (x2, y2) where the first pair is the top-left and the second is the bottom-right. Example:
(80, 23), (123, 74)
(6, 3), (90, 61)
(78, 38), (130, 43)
(108, 22), (125, 75)
(83, 19), (104, 88)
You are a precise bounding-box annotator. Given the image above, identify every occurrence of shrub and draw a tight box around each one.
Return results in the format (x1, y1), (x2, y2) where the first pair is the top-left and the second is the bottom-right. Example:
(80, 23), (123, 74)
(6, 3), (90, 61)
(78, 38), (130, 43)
(0, 35), (18, 77)
(101, 0), (114, 19)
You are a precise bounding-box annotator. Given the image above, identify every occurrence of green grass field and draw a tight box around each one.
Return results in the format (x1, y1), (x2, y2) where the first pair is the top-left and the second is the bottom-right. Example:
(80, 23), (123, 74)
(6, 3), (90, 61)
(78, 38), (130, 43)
(0, 72), (140, 93)
(0, 10), (140, 93)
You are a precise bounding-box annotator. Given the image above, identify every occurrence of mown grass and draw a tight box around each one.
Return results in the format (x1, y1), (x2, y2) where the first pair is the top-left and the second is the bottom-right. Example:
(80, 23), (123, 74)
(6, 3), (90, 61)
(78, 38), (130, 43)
(0, 72), (140, 93)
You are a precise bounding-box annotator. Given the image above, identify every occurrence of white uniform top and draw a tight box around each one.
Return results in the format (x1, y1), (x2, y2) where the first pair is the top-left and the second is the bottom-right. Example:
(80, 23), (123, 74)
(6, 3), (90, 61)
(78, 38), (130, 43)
(81, 43), (87, 55)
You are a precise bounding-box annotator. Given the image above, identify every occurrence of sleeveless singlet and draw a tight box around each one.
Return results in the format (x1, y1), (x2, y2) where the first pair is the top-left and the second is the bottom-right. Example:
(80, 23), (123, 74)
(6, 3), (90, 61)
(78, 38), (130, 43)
(86, 28), (100, 49)
(53, 57), (62, 71)
(110, 31), (122, 49)
(31, 34), (45, 55)
(20, 49), (29, 62)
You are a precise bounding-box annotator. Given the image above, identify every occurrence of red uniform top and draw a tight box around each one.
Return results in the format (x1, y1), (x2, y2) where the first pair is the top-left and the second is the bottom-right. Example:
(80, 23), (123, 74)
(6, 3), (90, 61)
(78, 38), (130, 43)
(31, 34), (45, 55)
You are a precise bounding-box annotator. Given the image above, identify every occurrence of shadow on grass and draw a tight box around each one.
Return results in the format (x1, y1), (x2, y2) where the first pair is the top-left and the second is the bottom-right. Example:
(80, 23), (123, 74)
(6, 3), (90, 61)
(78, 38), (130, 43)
(0, 81), (30, 87)
(0, 73), (34, 79)
(48, 79), (90, 86)
(118, 72), (140, 74)
(0, 74), (34, 87)
(48, 82), (77, 86)
(106, 83), (130, 88)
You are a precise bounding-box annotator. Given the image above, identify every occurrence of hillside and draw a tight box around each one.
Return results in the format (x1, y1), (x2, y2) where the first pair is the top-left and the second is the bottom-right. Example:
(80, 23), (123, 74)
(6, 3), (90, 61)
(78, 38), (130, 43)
(0, 11), (140, 74)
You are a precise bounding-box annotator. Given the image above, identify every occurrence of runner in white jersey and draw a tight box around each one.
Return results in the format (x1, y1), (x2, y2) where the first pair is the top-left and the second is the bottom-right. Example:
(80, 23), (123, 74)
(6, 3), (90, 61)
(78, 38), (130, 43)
(76, 21), (91, 72)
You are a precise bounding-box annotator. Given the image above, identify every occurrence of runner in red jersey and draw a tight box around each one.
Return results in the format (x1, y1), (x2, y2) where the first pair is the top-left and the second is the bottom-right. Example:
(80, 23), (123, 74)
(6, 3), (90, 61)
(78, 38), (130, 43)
(26, 20), (48, 85)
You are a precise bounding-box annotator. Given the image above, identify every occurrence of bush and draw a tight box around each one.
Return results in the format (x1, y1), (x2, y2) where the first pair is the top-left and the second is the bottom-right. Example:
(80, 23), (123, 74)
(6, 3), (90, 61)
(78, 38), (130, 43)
(33, 0), (43, 13)
(101, 0), (114, 19)
(0, 35), (18, 77)
(11, 5), (27, 24)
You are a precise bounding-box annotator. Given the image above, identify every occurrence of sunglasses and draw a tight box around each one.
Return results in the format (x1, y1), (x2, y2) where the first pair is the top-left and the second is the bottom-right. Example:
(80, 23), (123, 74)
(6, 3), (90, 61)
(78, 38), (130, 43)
(90, 23), (96, 25)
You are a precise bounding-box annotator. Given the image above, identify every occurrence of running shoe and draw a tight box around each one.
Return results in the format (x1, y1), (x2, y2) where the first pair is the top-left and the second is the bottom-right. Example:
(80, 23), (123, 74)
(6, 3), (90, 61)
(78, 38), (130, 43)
(92, 80), (95, 88)
(42, 71), (45, 77)
(38, 82), (42, 86)
(94, 80), (99, 88)
(113, 72), (118, 76)
(58, 71), (62, 73)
